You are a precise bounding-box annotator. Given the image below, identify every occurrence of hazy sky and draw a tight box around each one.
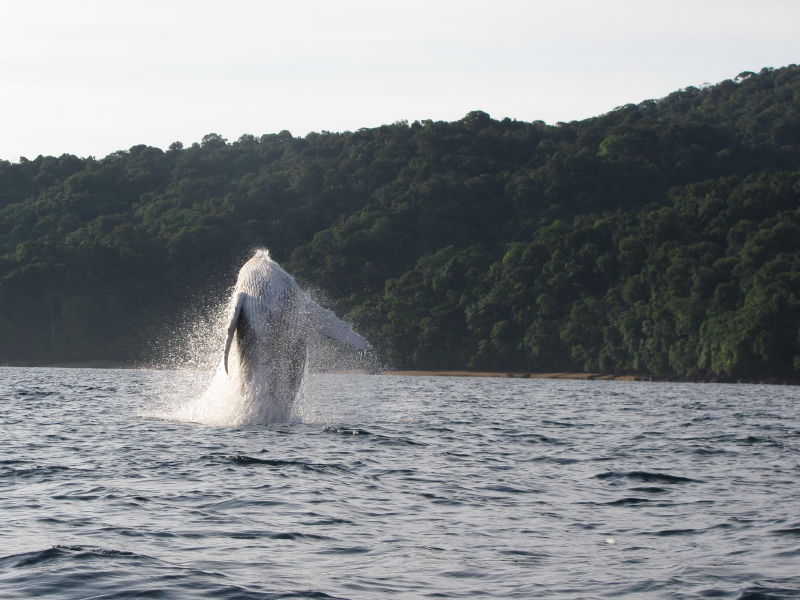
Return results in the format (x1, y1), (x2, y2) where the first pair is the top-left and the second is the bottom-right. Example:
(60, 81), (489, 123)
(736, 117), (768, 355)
(2, 0), (798, 161)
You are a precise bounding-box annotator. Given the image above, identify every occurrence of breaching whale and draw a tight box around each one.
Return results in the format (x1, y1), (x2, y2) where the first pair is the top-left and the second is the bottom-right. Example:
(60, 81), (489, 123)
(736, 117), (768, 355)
(197, 249), (367, 424)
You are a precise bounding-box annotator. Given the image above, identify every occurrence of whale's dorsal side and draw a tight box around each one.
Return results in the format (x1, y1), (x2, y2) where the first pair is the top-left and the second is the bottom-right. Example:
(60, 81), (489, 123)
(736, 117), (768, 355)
(306, 299), (369, 351)
(224, 292), (247, 374)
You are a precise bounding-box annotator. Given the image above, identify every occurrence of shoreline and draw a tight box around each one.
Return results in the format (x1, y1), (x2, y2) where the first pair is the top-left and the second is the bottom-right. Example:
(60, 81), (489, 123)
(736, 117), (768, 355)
(1, 363), (794, 385)
(0, 361), (633, 381)
(381, 370), (636, 381)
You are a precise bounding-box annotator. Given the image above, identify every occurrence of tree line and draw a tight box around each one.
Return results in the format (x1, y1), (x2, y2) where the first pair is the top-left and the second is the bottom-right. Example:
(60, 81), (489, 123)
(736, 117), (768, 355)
(1, 65), (799, 378)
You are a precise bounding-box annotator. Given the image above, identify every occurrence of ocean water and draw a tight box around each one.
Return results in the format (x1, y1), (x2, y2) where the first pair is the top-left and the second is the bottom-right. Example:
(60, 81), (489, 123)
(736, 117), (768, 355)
(1, 367), (799, 599)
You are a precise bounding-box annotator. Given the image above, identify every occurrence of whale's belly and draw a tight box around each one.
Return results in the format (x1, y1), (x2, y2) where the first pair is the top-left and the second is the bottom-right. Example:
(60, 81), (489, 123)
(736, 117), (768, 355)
(236, 293), (307, 416)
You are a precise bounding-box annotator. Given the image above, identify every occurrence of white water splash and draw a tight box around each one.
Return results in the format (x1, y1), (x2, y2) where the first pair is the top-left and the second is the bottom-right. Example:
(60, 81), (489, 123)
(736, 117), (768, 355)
(167, 337), (378, 426)
(174, 339), (297, 426)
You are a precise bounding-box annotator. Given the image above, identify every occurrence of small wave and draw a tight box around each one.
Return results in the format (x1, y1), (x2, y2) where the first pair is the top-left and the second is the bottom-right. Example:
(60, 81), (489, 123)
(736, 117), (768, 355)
(594, 471), (703, 484)
(0, 545), (340, 599)
(300, 518), (355, 526)
(202, 498), (288, 511)
(482, 485), (540, 494)
(315, 546), (370, 555)
(649, 528), (699, 536)
(226, 531), (333, 541)
(322, 426), (371, 435)
(529, 456), (581, 464)
(739, 436), (782, 446)
(369, 468), (416, 478)
(499, 549), (548, 563)
(732, 586), (799, 599)
(692, 447), (728, 455)
(0, 465), (72, 479)
(441, 569), (488, 579)
(269, 532), (333, 541)
(14, 390), (58, 397)
(542, 420), (588, 427)
(604, 497), (651, 506)
(509, 433), (562, 444)
(499, 549), (547, 558)
(373, 435), (428, 446)
(1, 545), (148, 569)
(224, 455), (348, 473)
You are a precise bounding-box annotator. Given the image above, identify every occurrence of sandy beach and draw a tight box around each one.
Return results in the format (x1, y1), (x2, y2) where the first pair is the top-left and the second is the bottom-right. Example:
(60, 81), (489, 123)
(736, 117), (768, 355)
(381, 370), (636, 381)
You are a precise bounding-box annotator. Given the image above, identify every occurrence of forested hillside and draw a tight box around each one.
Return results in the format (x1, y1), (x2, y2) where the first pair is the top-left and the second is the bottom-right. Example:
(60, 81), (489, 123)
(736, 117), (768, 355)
(1, 65), (799, 378)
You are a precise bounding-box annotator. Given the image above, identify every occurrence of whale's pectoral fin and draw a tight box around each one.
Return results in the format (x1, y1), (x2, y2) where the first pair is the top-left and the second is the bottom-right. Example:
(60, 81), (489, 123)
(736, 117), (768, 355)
(224, 292), (247, 374)
(306, 300), (370, 350)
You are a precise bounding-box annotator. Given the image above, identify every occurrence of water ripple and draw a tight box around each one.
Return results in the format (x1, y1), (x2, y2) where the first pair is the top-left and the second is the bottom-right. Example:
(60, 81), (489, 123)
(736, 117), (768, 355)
(0, 368), (798, 598)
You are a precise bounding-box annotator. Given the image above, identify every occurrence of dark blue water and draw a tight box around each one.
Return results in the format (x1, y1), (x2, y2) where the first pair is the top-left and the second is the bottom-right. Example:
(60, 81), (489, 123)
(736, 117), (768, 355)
(1, 367), (799, 599)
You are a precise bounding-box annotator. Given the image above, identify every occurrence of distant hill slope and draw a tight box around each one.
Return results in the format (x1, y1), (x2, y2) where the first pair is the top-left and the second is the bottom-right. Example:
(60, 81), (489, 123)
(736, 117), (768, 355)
(1, 64), (799, 378)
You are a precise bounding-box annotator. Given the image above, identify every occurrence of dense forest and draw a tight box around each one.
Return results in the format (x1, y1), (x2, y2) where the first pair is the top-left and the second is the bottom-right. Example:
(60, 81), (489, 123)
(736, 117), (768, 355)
(2, 64), (800, 379)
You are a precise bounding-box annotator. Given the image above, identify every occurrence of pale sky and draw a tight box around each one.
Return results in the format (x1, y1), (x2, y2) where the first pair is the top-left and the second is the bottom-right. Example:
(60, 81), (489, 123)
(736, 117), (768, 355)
(1, 0), (798, 161)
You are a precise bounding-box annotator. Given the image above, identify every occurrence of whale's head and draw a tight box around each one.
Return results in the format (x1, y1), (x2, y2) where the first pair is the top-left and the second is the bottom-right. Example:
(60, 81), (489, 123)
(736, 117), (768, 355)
(236, 250), (300, 312)
(224, 248), (369, 376)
